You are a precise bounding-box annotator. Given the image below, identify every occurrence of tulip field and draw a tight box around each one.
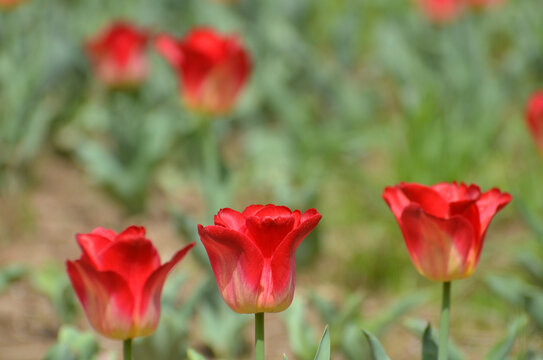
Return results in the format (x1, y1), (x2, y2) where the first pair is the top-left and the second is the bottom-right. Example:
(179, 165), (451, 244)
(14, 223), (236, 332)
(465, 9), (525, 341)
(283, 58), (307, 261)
(2, 0), (543, 359)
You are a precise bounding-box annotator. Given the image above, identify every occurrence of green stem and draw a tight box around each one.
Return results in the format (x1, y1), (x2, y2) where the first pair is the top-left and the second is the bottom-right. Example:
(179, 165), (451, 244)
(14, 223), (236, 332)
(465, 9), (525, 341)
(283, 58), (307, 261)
(438, 281), (451, 360)
(123, 338), (132, 360)
(255, 312), (265, 360)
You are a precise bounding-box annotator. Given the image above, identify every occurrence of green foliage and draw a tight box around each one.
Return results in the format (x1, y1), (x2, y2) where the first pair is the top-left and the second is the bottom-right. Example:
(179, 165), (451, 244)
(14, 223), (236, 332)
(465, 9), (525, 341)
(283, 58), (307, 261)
(484, 315), (528, 360)
(0, 264), (28, 293)
(404, 319), (465, 360)
(422, 325), (438, 360)
(284, 292), (424, 360)
(187, 348), (207, 360)
(31, 263), (78, 323)
(314, 326), (330, 360)
(363, 329), (391, 360)
(44, 325), (100, 360)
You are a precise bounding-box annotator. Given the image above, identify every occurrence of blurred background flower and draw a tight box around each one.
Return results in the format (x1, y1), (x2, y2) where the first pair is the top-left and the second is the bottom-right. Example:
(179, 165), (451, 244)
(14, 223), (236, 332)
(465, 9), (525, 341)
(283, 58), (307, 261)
(86, 21), (149, 89)
(155, 27), (251, 116)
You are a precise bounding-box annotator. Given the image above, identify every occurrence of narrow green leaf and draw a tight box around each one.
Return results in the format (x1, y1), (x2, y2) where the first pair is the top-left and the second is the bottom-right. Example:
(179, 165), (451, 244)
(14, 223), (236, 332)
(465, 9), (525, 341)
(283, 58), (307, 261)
(422, 325), (438, 360)
(314, 326), (330, 360)
(404, 318), (465, 360)
(363, 329), (391, 360)
(187, 348), (207, 360)
(484, 315), (528, 360)
(283, 355), (289, 360)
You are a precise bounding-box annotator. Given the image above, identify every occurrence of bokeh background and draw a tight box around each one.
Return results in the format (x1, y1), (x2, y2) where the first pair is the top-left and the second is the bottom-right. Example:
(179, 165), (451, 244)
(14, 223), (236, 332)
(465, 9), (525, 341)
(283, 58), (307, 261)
(1, 0), (543, 359)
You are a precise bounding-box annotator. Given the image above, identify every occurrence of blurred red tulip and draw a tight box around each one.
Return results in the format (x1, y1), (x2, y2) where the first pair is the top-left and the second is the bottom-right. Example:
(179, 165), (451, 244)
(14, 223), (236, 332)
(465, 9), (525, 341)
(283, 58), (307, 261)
(67, 226), (194, 339)
(383, 182), (511, 282)
(86, 22), (149, 89)
(0, 0), (26, 10)
(417, 0), (465, 24)
(155, 27), (251, 116)
(198, 205), (321, 313)
(526, 91), (543, 154)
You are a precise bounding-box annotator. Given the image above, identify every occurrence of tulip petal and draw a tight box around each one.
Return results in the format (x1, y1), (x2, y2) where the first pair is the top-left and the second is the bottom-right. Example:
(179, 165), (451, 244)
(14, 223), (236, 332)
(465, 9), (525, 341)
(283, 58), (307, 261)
(117, 225), (146, 240)
(254, 204), (295, 218)
(98, 237), (161, 297)
(400, 205), (475, 281)
(399, 183), (449, 218)
(382, 186), (412, 222)
(246, 215), (295, 258)
(215, 208), (246, 231)
(183, 28), (227, 62)
(138, 242), (195, 334)
(66, 260), (134, 339)
(432, 182), (480, 203)
(268, 210), (322, 310)
(76, 233), (113, 268)
(476, 188), (512, 237)
(91, 227), (117, 240)
(242, 204), (266, 216)
(155, 34), (183, 68)
(198, 224), (263, 313)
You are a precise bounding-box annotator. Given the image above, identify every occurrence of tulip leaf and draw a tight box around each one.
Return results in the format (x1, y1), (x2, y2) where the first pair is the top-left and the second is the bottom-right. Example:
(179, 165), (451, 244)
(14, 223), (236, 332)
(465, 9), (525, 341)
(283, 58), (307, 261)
(363, 329), (391, 360)
(187, 348), (207, 360)
(422, 325), (438, 360)
(484, 315), (528, 360)
(404, 318), (465, 360)
(314, 326), (331, 360)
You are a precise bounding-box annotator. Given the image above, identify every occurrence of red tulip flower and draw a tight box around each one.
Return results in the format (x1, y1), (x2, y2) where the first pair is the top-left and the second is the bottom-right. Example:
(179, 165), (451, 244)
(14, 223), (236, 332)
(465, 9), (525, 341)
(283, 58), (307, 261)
(66, 226), (194, 339)
(526, 91), (543, 154)
(155, 27), (251, 116)
(383, 182), (511, 281)
(417, 0), (465, 24)
(86, 22), (149, 89)
(198, 205), (321, 313)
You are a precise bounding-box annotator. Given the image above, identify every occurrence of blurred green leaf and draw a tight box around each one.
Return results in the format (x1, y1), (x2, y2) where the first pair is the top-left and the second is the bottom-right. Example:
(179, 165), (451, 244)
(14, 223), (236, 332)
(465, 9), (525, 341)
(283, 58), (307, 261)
(363, 329), (391, 360)
(485, 275), (529, 307)
(31, 263), (77, 323)
(404, 318), (465, 360)
(422, 325), (438, 360)
(283, 297), (317, 360)
(187, 348), (207, 360)
(365, 292), (428, 336)
(484, 315), (528, 360)
(44, 325), (99, 360)
(0, 264), (28, 293)
(314, 326), (330, 360)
